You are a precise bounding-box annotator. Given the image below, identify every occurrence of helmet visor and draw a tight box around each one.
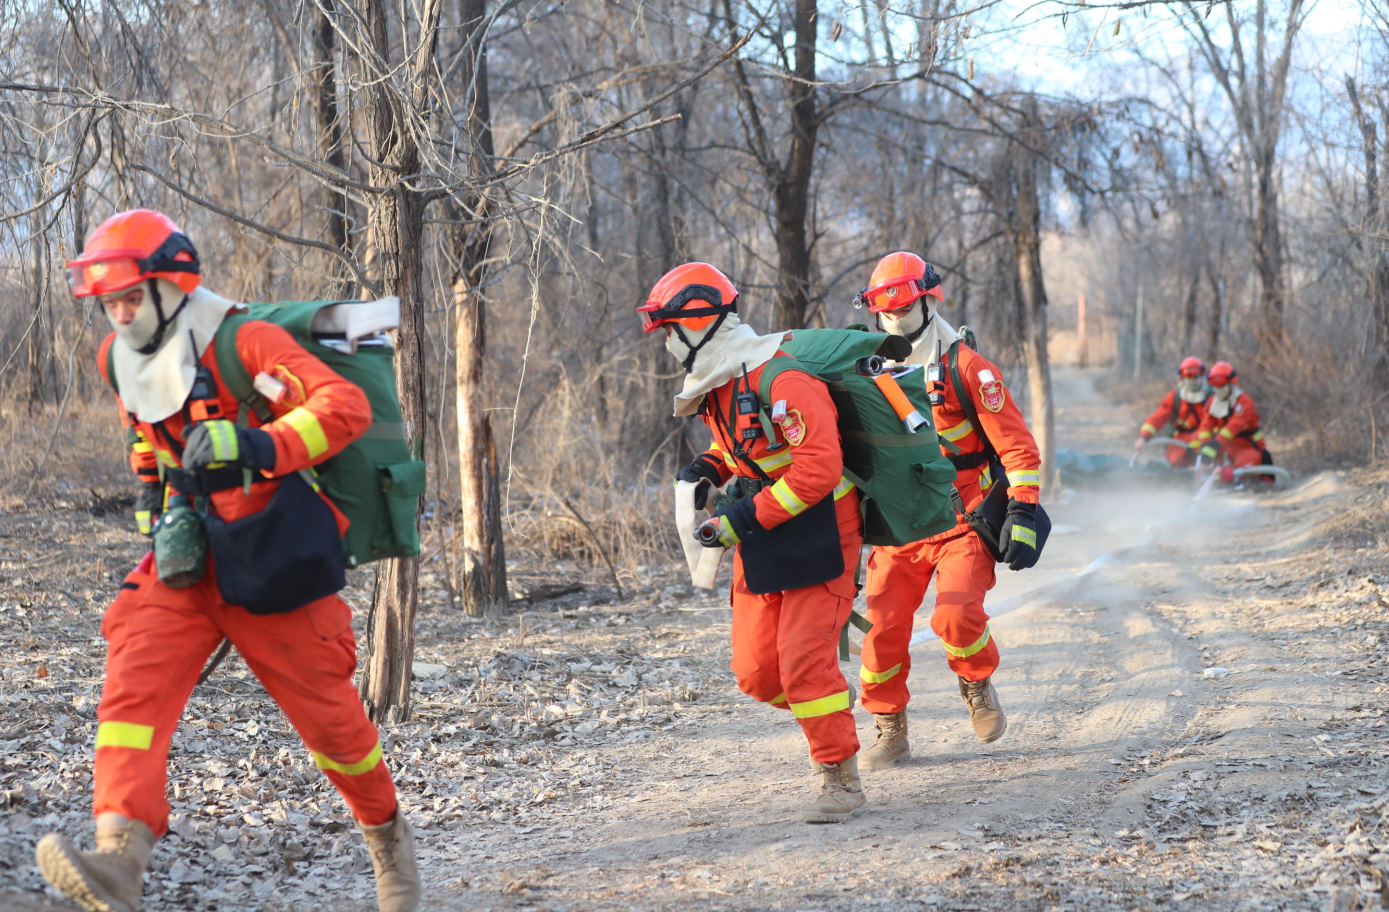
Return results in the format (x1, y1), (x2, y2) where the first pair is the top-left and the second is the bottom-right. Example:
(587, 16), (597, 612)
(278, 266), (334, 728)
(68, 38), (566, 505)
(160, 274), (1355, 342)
(67, 256), (147, 297)
(857, 278), (945, 313)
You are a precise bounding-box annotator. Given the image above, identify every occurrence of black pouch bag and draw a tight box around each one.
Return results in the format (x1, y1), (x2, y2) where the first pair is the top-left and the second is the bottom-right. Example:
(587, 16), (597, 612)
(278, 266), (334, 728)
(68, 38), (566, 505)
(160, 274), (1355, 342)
(204, 472), (347, 614)
(946, 341), (1051, 565)
(966, 458), (1052, 561)
(734, 493), (844, 595)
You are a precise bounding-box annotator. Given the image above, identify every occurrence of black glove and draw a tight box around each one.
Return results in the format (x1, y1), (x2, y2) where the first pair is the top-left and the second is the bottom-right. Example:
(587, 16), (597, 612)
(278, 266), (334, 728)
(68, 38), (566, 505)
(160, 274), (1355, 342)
(999, 500), (1040, 571)
(176, 420), (277, 493)
(134, 482), (163, 536)
(676, 456), (723, 510)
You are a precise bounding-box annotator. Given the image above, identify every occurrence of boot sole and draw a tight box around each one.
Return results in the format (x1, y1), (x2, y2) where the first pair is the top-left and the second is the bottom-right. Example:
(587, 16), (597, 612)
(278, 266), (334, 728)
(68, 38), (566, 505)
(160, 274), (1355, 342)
(975, 718), (1008, 744)
(35, 835), (136, 912)
(860, 750), (910, 771)
(803, 801), (868, 824)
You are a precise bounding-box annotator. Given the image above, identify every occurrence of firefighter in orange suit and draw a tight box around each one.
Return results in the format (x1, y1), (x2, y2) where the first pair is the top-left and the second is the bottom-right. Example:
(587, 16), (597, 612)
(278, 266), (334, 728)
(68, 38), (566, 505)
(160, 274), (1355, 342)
(641, 263), (867, 823)
(37, 210), (418, 912)
(854, 252), (1042, 771)
(1136, 356), (1210, 467)
(1194, 361), (1271, 471)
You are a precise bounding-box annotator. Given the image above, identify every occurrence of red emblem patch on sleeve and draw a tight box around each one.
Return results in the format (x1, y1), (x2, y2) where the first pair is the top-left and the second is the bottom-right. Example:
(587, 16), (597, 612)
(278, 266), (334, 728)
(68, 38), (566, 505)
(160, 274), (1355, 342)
(980, 379), (1005, 412)
(781, 408), (807, 447)
(270, 365), (308, 409)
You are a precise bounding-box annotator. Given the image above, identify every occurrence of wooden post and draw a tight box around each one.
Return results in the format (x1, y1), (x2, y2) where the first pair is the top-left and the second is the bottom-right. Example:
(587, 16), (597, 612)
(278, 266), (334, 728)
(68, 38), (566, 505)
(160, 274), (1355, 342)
(1077, 294), (1087, 368)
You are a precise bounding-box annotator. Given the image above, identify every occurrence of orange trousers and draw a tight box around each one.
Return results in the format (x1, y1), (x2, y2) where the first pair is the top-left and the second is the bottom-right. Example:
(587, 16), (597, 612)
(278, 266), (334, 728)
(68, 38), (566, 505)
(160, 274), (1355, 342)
(1224, 439), (1266, 469)
(728, 498), (862, 765)
(860, 524), (999, 715)
(95, 552), (397, 837)
(1165, 429), (1200, 467)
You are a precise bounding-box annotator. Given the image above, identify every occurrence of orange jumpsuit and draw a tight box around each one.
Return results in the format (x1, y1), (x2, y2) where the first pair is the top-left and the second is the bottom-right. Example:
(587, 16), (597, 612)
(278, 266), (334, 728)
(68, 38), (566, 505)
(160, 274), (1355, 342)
(1195, 391), (1268, 469)
(692, 354), (863, 765)
(860, 346), (1041, 715)
(1140, 391), (1208, 467)
(94, 319), (398, 837)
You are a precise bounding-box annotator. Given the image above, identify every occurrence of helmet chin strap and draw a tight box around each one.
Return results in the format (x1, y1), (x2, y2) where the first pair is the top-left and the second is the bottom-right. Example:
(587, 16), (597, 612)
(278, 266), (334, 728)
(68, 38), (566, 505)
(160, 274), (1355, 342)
(134, 280), (189, 355)
(670, 312), (728, 373)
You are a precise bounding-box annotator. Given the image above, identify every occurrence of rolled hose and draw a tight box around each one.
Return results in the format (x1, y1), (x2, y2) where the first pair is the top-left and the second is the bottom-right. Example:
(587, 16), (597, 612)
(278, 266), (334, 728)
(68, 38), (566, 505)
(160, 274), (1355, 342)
(1129, 437), (1189, 467)
(1232, 464), (1291, 486)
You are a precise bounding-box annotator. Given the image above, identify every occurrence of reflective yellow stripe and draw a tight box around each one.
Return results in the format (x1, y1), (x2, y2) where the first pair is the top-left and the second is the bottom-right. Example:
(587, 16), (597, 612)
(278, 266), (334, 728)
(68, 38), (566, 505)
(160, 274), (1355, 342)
(765, 692), (787, 705)
(859, 663), (902, 684)
(1252, 430), (1264, 442)
(1197, 430), (1212, 441)
(282, 407), (329, 459)
(95, 721), (155, 750)
(770, 478), (809, 516)
(1188, 439), (1201, 449)
(756, 450), (794, 472)
(979, 465), (994, 490)
(1007, 470), (1040, 487)
(939, 419), (974, 442)
(1140, 423), (1157, 435)
(1218, 428), (1234, 440)
(136, 511), (153, 535)
(312, 741), (383, 776)
(789, 689), (851, 719)
(833, 477), (855, 500)
(132, 440), (153, 454)
(1011, 525), (1037, 547)
(943, 626), (992, 658)
(157, 450), (179, 468)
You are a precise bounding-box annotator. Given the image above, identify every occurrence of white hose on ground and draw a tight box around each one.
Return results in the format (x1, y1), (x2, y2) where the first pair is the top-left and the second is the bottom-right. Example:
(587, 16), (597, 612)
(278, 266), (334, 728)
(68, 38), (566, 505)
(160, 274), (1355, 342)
(903, 540), (1153, 646)
(1129, 437), (1187, 467)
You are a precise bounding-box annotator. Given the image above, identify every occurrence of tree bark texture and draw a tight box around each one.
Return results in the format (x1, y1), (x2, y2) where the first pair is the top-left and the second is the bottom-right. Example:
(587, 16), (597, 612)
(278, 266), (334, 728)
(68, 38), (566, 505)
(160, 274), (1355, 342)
(451, 0), (508, 616)
(1348, 77), (1389, 381)
(772, 0), (818, 331)
(354, 0), (440, 724)
(312, 0), (353, 295)
(1009, 126), (1056, 499)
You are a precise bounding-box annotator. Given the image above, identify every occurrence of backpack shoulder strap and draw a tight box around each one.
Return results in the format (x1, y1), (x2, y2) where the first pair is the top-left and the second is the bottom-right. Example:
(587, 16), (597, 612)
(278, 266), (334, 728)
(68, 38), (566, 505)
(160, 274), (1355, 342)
(214, 312), (274, 425)
(755, 354), (815, 450)
(98, 333), (118, 396)
(946, 340), (999, 462)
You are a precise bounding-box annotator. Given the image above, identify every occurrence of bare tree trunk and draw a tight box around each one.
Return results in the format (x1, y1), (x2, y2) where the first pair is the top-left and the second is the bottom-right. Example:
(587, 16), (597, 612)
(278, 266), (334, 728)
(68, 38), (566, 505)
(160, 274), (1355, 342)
(312, 0), (353, 295)
(1251, 137), (1288, 353)
(1206, 269), (1224, 364)
(449, 0), (508, 616)
(771, 0), (818, 330)
(355, 0), (440, 724)
(1349, 77), (1389, 384)
(1010, 121), (1056, 498)
(1181, 269), (1201, 354)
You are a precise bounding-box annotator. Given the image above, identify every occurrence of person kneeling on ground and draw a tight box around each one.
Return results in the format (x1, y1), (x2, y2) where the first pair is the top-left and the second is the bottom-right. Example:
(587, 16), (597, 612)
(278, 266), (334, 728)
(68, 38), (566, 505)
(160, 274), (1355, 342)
(1193, 361), (1273, 478)
(641, 262), (868, 823)
(1135, 356), (1210, 467)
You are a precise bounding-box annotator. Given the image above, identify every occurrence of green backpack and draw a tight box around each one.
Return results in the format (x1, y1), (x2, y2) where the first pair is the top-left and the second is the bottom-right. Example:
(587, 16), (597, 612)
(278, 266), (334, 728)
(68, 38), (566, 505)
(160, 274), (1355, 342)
(105, 301), (425, 567)
(756, 327), (958, 546)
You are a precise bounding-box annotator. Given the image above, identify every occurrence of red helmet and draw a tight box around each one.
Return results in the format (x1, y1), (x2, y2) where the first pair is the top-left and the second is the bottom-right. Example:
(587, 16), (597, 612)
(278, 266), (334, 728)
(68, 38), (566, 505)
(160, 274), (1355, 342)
(1178, 356), (1205, 378)
(1208, 362), (1237, 386)
(638, 263), (738, 333)
(855, 252), (944, 313)
(67, 209), (200, 298)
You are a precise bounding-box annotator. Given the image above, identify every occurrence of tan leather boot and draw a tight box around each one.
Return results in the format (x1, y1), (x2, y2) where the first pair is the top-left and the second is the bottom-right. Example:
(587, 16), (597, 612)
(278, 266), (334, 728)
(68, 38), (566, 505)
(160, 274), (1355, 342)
(860, 711), (910, 770)
(803, 755), (868, 823)
(360, 811), (420, 912)
(959, 675), (1007, 743)
(35, 813), (154, 912)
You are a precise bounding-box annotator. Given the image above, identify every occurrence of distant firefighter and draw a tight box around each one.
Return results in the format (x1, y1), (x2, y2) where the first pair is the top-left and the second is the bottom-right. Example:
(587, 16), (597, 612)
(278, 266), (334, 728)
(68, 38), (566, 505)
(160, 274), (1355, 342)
(1194, 361), (1273, 471)
(1135, 356), (1210, 467)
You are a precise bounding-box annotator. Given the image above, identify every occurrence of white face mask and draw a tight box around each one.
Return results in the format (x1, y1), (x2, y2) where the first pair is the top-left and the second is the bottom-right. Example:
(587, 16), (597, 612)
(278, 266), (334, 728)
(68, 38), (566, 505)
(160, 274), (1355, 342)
(1212, 383), (1234, 402)
(1179, 376), (1207, 400)
(664, 320), (719, 373)
(881, 301), (927, 338)
(104, 279), (187, 354)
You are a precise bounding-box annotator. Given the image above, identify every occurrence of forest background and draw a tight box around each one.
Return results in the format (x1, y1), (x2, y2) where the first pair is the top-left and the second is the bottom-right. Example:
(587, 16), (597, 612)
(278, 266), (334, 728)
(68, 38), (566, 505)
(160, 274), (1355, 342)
(0, 0), (1384, 720)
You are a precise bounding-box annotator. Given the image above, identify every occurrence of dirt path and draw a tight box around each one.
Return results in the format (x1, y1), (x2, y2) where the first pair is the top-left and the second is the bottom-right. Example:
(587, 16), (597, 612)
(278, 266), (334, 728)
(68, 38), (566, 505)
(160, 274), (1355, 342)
(4, 368), (1389, 911)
